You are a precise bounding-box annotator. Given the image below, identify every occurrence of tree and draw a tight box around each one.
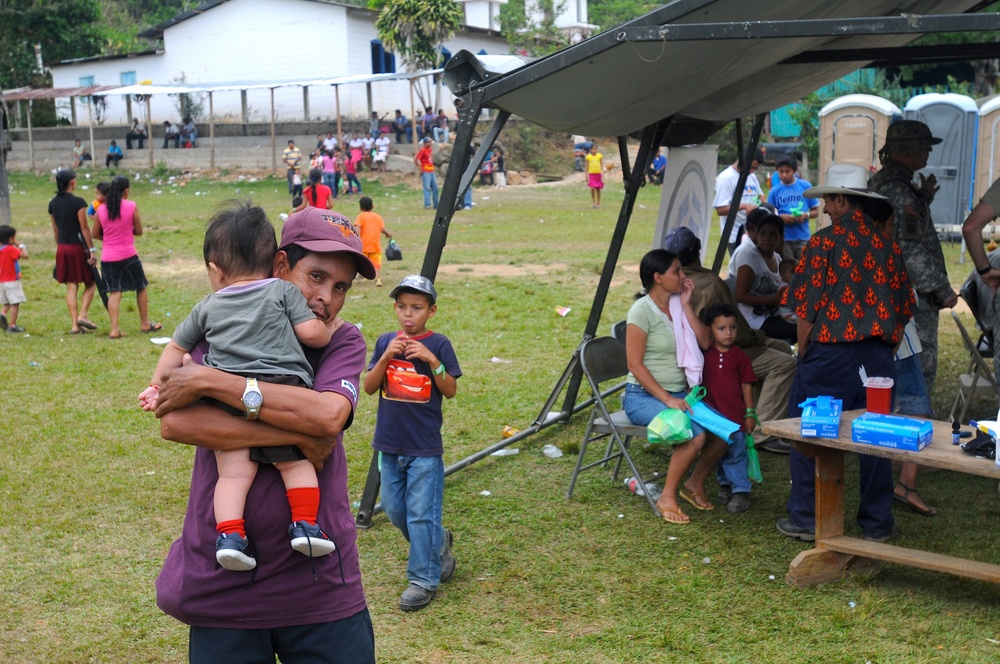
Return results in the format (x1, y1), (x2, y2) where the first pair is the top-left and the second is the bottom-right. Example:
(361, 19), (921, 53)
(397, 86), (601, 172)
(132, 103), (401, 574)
(894, 1), (1000, 97)
(587, 0), (661, 34)
(498, 0), (570, 57)
(0, 0), (104, 89)
(375, 0), (465, 107)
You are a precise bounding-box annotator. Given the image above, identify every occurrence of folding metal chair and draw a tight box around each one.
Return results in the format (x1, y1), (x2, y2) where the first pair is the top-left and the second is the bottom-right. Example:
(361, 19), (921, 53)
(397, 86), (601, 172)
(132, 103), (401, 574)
(959, 275), (994, 359)
(949, 311), (999, 423)
(567, 336), (662, 517)
(610, 319), (627, 342)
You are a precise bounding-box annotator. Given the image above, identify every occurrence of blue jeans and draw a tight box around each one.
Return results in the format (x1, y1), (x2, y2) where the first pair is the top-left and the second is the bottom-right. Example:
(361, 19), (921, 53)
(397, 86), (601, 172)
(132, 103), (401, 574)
(716, 431), (750, 493)
(422, 172), (439, 208)
(433, 126), (449, 144)
(344, 173), (361, 194)
(322, 171), (336, 192)
(622, 382), (706, 437)
(460, 187), (472, 209)
(380, 453), (445, 591)
(786, 339), (895, 538)
(894, 353), (932, 416)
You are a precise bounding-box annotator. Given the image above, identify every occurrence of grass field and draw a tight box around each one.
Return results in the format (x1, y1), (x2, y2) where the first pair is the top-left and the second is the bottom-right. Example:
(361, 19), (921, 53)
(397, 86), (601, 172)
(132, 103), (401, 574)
(3, 166), (1000, 663)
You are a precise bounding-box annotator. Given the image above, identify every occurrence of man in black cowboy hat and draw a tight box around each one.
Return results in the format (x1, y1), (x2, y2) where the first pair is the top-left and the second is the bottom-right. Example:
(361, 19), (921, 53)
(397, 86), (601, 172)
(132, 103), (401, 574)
(869, 120), (958, 396)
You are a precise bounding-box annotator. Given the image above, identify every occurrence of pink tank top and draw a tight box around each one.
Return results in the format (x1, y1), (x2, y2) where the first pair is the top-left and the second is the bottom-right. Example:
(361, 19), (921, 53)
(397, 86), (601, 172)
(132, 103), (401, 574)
(97, 199), (138, 262)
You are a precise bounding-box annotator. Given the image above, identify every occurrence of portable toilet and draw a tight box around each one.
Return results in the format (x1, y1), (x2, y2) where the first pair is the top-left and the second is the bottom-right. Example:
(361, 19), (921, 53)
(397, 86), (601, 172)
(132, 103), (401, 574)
(818, 94), (902, 182)
(904, 93), (978, 233)
(976, 95), (1000, 205)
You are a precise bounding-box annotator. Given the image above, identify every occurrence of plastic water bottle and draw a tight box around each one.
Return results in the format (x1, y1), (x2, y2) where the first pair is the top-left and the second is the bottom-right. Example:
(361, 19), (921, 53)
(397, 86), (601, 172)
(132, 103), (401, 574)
(624, 477), (659, 497)
(952, 421), (961, 445)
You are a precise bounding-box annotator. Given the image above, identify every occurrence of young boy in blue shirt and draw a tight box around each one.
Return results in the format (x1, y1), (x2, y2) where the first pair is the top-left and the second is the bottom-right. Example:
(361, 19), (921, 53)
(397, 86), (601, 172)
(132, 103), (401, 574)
(767, 155), (819, 261)
(364, 275), (461, 611)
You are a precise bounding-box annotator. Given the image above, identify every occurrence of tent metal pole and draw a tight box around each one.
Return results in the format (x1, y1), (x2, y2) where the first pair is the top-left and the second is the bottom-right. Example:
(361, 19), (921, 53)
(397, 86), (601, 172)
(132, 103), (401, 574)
(209, 92), (215, 169)
(419, 89), (498, 280)
(712, 113), (766, 274)
(270, 88), (277, 176)
(86, 98), (95, 169)
(145, 96), (154, 169)
(617, 136), (631, 181)
(558, 120), (671, 416)
(335, 86), (342, 144)
(357, 89), (494, 528)
(27, 100), (34, 171)
(357, 120), (672, 527)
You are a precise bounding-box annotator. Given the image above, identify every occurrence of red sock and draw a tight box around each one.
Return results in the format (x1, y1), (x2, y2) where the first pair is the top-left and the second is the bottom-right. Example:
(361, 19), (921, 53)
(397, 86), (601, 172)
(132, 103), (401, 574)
(287, 487), (320, 525)
(217, 518), (245, 538)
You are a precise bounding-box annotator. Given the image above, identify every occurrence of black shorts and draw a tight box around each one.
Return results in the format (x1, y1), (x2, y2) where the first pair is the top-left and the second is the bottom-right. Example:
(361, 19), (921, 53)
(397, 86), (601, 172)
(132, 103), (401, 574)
(208, 373), (308, 464)
(101, 255), (148, 293)
(189, 608), (375, 664)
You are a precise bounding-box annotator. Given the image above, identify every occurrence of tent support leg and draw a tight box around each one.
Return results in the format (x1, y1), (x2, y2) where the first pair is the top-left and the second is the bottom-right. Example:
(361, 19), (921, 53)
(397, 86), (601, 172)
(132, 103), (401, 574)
(712, 113), (766, 274)
(357, 92), (502, 527)
(355, 113), (672, 528)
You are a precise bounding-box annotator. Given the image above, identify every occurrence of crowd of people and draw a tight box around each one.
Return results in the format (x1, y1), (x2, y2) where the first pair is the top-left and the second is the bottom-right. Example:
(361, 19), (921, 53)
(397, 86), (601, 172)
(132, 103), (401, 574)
(14, 116), (1000, 662)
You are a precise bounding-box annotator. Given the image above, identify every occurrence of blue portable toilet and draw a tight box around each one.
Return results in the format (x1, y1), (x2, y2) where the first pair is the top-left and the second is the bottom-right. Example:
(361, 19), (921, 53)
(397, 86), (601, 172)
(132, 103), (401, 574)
(903, 93), (978, 234)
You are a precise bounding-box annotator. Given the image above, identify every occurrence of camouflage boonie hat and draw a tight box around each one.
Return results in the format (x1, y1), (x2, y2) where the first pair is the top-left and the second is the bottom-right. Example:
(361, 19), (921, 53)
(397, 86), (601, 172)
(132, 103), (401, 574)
(882, 120), (942, 151)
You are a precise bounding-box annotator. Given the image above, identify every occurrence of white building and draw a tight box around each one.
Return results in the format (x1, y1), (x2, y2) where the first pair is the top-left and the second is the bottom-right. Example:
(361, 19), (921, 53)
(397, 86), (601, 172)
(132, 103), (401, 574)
(48, 0), (536, 126)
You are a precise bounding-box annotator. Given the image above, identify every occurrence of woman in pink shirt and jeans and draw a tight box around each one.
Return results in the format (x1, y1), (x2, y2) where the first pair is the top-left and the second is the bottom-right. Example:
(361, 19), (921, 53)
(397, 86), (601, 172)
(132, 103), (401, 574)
(92, 176), (161, 338)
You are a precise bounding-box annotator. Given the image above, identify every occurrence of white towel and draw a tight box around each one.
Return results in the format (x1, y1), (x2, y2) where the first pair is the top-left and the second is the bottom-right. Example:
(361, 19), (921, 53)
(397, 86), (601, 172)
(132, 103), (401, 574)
(670, 294), (703, 386)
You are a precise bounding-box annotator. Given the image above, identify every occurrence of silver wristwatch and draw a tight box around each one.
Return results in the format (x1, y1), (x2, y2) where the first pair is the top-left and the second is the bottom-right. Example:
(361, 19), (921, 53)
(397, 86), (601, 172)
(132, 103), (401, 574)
(242, 377), (263, 420)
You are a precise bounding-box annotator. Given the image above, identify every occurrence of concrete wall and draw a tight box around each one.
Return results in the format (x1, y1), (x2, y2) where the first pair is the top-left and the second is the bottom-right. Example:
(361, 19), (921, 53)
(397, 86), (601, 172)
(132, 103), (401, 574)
(49, 0), (510, 127)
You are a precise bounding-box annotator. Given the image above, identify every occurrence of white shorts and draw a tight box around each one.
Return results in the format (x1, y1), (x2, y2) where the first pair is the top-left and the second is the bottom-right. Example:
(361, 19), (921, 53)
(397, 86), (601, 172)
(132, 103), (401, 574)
(0, 280), (26, 305)
(373, 151), (387, 162)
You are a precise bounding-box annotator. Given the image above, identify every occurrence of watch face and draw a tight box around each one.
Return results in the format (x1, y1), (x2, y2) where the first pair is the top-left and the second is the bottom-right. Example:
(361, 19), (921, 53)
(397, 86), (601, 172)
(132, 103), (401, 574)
(244, 392), (263, 409)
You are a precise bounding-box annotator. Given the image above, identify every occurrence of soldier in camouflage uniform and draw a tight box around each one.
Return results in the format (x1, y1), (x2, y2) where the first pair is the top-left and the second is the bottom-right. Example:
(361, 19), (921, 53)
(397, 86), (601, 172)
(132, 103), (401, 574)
(869, 120), (958, 396)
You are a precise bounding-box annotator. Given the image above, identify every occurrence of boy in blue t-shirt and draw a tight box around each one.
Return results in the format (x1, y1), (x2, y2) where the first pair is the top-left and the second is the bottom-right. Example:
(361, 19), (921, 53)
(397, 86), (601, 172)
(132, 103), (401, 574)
(766, 155), (819, 261)
(364, 275), (461, 612)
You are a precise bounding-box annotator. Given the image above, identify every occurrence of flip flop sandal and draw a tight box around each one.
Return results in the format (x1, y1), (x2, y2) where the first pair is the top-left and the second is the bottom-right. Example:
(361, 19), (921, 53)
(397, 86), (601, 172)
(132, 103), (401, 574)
(679, 487), (714, 511)
(69, 328), (90, 335)
(141, 322), (163, 333)
(893, 482), (937, 516)
(77, 318), (98, 330)
(660, 507), (690, 524)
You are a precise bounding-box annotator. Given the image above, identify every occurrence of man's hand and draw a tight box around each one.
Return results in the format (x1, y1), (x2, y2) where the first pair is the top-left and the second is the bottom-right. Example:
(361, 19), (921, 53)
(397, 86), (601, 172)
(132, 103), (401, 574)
(982, 268), (1000, 292)
(296, 435), (338, 472)
(941, 291), (959, 309)
(919, 173), (939, 202)
(155, 353), (207, 417)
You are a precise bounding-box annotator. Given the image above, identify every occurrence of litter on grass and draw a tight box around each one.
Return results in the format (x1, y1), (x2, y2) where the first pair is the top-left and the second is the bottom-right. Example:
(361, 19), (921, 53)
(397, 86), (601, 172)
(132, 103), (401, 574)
(490, 356), (513, 364)
(490, 448), (519, 457)
(479, 490), (492, 496)
(555, 306), (571, 317)
(541, 444), (563, 458)
(149, 337), (172, 345)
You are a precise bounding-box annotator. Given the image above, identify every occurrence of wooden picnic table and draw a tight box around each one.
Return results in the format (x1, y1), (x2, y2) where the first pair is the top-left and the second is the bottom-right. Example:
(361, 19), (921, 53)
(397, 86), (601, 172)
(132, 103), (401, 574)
(761, 410), (1000, 587)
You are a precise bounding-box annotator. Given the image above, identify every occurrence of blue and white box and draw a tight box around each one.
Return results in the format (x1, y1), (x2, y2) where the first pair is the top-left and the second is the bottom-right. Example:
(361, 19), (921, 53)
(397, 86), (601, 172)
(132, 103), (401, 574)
(800, 396), (843, 438)
(851, 412), (933, 452)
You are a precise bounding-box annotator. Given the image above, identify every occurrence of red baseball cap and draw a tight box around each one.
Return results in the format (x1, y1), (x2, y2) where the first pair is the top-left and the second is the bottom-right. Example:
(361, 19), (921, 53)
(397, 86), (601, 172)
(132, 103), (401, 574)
(279, 206), (376, 279)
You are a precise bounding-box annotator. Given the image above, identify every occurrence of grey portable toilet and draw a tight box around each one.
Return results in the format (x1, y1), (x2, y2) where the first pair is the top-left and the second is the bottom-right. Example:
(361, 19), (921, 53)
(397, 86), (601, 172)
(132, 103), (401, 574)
(819, 94), (902, 182)
(976, 95), (1000, 205)
(903, 93), (979, 234)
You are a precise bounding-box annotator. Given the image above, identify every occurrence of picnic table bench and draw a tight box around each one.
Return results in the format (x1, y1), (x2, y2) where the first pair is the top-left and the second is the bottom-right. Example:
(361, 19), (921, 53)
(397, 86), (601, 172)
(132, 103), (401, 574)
(762, 411), (1000, 587)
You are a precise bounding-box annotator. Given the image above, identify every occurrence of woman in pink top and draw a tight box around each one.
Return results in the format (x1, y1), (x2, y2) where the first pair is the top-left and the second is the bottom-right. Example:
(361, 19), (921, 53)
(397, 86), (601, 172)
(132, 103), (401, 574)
(92, 176), (161, 338)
